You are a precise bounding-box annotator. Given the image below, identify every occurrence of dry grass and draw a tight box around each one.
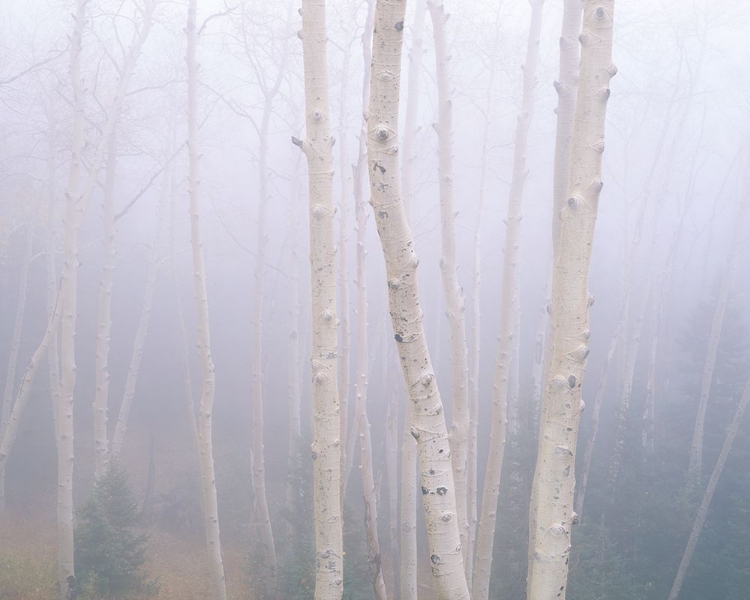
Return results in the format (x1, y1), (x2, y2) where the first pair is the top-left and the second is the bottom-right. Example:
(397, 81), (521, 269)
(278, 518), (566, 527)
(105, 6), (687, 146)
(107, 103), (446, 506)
(0, 512), (253, 599)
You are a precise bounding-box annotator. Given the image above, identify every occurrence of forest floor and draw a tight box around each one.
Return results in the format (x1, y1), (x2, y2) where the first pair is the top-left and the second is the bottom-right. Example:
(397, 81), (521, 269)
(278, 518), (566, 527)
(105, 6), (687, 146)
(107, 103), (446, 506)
(0, 512), (253, 599)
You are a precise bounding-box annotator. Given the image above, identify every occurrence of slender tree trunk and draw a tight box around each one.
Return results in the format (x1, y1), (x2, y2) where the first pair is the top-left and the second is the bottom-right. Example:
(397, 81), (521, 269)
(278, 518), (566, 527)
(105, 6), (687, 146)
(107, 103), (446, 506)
(111, 159), (168, 458)
(354, 98), (388, 598)
(427, 1), (470, 573)
(186, 3), (227, 598)
(472, 3), (544, 599)
(0, 209), (34, 511)
(527, 3), (616, 599)
(528, 1), (582, 583)
(294, 1), (343, 597)
(668, 375), (750, 600)
(367, 1), (469, 597)
(401, 0), (426, 222)
(384, 351), (400, 600)
(687, 195), (747, 490)
(56, 3), (89, 595)
(93, 136), (117, 479)
(250, 107), (278, 599)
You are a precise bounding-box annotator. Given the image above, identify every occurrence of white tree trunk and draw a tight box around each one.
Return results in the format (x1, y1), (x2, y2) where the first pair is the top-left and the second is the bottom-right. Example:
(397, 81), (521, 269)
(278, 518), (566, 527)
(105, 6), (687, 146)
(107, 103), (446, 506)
(401, 0), (426, 222)
(367, 1), (469, 597)
(527, 3), (616, 599)
(295, 1), (343, 597)
(472, 3), (544, 599)
(93, 136), (117, 479)
(668, 375), (750, 600)
(250, 107), (278, 599)
(186, 2), (227, 598)
(427, 0), (471, 573)
(528, 1), (582, 581)
(687, 195), (747, 490)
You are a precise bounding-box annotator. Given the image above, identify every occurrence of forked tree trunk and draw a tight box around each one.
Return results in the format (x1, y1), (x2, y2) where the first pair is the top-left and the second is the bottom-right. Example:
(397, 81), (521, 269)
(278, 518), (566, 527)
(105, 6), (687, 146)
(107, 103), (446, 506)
(427, 0), (470, 572)
(668, 375), (750, 600)
(472, 3), (544, 598)
(294, 1), (343, 598)
(186, 2), (227, 598)
(527, 3), (616, 599)
(367, 1), (469, 598)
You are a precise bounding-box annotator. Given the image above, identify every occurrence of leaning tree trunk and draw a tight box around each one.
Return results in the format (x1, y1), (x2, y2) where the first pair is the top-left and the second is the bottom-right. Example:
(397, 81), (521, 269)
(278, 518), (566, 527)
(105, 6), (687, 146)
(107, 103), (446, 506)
(687, 195), (747, 491)
(527, 3), (616, 599)
(669, 374), (750, 600)
(472, 2), (544, 599)
(367, 0), (469, 597)
(294, 1), (343, 598)
(186, 2), (227, 598)
(0, 208), (34, 511)
(427, 0), (470, 572)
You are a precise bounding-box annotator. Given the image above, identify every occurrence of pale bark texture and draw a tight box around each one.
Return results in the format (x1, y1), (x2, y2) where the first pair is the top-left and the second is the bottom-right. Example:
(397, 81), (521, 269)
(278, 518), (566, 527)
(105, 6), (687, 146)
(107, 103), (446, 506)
(427, 0), (470, 572)
(401, 0), (426, 221)
(93, 137), (117, 479)
(399, 3), (426, 597)
(186, 2), (227, 598)
(668, 375), (750, 600)
(56, 3), (88, 595)
(527, 3), (616, 599)
(687, 195), (747, 490)
(472, 3), (544, 599)
(367, 1), (469, 597)
(295, 1), (343, 598)
(529, 0), (582, 577)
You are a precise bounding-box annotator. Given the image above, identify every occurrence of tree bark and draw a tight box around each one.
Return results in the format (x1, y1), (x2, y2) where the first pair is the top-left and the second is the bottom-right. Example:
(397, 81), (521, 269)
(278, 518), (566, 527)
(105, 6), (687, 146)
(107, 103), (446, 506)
(295, 1), (343, 598)
(427, 0), (470, 574)
(186, 2), (228, 598)
(367, 1), (469, 597)
(527, 3), (616, 599)
(472, 3), (545, 599)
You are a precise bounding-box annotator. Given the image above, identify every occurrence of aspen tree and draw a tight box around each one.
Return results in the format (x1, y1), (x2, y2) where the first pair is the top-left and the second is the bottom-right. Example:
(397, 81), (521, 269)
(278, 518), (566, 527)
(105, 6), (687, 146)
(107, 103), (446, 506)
(401, 0), (426, 221)
(367, 0), (469, 597)
(472, 3), (545, 599)
(528, 0), (582, 581)
(0, 205), (34, 511)
(294, 0), (343, 597)
(92, 138), (117, 479)
(669, 374), (750, 600)
(427, 2), (471, 571)
(687, 195), (747, 490)
(56, 3), (88, 595)
(186, 1), (227, 598)
(399, 3), (427, 597)
(527, 3), (616, 599)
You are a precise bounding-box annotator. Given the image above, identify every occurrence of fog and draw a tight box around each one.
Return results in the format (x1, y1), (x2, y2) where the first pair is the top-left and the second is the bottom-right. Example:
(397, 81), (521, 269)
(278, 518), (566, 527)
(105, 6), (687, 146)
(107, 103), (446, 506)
(0, 0), (749, 599)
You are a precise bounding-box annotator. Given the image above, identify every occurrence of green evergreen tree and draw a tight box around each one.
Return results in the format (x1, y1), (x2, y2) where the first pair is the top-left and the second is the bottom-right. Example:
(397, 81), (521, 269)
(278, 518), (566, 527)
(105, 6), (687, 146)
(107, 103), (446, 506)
(74, 460), (156, 598)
